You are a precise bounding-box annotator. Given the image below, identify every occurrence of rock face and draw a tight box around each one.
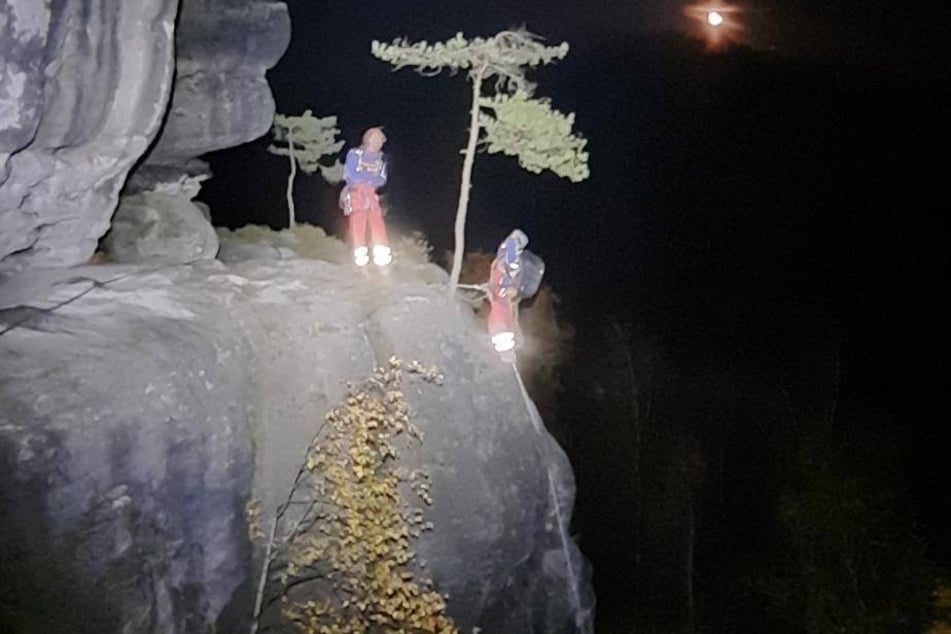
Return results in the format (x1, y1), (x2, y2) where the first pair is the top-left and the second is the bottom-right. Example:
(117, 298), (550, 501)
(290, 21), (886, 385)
(0, 0), (290, 272)
(0, 0), (179, 271)
(145, 0), (290, 166)
(0, 268), (253, 633)
(369, 276), (595, 633)
(103, 191), (220, 263)
(0, 251), (594, 633)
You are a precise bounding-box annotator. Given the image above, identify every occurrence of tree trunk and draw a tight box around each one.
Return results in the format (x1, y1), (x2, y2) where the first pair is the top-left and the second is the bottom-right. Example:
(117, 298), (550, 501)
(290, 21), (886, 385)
(286, 129), (297, 228)
(448, 66), (487, 298)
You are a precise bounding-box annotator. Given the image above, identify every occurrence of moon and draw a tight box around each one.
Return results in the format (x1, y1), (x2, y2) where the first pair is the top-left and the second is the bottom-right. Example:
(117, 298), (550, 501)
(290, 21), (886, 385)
(684, 2), (745, 50)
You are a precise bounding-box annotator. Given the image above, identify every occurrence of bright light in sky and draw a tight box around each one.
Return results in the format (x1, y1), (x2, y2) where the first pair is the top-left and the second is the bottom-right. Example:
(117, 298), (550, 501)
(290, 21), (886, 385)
(685, 2), (744, 50)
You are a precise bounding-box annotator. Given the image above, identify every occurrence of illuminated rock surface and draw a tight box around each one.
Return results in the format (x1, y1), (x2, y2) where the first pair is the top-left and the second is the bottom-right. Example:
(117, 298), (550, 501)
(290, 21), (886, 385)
(0, 0), (289, 272)
(0, 251), (593, 633)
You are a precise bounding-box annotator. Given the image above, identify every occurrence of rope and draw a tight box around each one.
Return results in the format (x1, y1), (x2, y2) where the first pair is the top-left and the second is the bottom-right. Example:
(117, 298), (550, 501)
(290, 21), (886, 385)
(513, 366), (592, 633)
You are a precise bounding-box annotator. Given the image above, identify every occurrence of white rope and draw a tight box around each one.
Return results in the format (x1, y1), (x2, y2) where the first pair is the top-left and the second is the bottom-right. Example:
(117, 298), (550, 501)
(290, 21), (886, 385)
(513, 366), (592, 633)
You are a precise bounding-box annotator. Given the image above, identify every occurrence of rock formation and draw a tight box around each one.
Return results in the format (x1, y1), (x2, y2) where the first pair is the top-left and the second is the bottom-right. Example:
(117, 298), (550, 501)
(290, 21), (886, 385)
(0, 3), (594, 632)
(0, 0), (290, 272)
(0, 245), (594, 633)
(0, 0), (179, 270)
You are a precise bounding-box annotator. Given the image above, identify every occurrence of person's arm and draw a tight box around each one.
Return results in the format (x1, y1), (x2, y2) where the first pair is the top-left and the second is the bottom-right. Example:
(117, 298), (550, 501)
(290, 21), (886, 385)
(496, 260), (514, 293)
(364, 154), (387, 189)
(504, 238), (519, 266)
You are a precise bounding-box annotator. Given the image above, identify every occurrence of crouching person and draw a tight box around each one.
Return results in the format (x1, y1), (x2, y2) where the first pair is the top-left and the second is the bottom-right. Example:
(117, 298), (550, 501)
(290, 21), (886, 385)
(487, 229), (544, 357)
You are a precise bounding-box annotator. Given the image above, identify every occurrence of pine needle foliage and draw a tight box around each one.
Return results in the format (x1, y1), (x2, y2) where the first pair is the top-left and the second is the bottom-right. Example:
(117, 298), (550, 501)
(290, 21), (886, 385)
(371, 30), (589, 296)
(268, 111), (345, 227)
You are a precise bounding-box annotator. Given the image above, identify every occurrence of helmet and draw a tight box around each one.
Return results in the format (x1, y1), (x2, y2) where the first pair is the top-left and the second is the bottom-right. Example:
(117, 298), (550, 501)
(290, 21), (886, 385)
(506, 229), (528, 250)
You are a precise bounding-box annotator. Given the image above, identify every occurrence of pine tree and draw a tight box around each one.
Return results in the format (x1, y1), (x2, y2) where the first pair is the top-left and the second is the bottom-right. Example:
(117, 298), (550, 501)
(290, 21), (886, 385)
(372, 30), (590, 295)
(268, 111), (344, 228)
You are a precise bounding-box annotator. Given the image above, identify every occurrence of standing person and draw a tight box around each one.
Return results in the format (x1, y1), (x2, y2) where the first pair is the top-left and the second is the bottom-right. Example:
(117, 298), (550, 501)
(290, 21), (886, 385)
(487, 229), (544, 356)
(340, 127), (391, 267)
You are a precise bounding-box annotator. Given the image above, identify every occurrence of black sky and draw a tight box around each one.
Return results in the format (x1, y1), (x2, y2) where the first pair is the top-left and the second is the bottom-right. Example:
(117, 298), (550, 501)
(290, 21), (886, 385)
(272, 0), (950, 79)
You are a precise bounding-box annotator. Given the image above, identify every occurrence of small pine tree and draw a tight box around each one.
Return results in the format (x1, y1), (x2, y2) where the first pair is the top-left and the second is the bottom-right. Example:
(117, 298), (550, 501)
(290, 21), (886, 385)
(268, 111), (344, 228)
(372, 30), (590, 296)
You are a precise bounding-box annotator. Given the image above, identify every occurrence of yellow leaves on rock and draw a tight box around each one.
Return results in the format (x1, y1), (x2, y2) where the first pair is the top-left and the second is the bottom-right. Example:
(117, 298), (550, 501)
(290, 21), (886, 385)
(274, 358), (456, 634)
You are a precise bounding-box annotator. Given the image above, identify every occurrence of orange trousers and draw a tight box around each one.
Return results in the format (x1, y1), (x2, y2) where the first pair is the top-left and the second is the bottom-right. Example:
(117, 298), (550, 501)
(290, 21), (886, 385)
(488, 295), (517, 337)
(488, 259), (518, 336)
(345, 186), (388, 249)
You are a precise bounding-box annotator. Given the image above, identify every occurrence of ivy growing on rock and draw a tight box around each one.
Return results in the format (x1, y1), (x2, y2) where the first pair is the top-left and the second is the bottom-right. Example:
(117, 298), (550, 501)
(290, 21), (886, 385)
(251, 357), (457, 634)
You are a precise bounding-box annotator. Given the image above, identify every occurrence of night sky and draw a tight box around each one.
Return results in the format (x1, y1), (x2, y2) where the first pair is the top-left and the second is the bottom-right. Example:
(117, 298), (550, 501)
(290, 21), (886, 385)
(200, 0), (949, 629)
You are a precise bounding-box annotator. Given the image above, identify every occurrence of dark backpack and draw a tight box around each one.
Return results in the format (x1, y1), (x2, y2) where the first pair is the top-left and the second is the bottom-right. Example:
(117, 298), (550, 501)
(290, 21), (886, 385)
(516, 250), (545, 299)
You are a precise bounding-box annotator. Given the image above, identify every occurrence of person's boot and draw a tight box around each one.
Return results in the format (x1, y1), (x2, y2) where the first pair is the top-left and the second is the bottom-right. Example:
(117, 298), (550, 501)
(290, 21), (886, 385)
(491, 330), (516, 353)
(353, 246), (370, 267)
(372, 244), (392, 267)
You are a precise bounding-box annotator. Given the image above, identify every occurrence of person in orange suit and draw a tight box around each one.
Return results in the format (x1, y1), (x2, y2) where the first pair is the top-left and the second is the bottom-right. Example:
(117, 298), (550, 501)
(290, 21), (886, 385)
(340, 127), (391, 267)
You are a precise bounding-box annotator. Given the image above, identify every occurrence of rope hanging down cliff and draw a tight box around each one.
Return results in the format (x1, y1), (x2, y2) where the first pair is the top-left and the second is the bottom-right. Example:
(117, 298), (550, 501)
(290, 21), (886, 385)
(513, 364), (594, 634)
